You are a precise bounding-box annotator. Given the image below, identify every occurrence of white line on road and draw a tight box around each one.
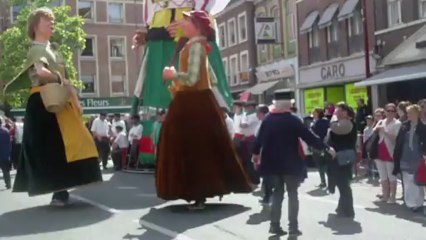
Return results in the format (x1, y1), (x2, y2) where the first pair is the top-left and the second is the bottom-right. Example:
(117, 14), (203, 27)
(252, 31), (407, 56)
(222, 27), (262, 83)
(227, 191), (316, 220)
(301, 194), (366, 209)
(139, 219), (197, 240)
(70, 194), (122, 214)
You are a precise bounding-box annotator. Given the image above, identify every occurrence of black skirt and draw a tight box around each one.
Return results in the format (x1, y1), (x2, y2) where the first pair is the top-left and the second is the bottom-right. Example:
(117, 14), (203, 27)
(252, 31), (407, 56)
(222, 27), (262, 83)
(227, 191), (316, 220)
(13, 93), (102, 196)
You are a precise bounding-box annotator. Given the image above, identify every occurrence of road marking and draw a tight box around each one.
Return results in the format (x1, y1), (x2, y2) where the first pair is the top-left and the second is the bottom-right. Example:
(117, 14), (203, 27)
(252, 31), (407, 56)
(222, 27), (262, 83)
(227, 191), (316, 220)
(139, 219), (197, 240)
(70, 194), (122, 214)
(301, 194), (366, 209)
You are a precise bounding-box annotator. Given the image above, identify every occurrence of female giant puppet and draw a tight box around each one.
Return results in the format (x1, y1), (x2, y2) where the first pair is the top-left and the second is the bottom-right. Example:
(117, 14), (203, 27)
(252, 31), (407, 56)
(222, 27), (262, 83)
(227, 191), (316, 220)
(3, 8), (102, 206)
(131, 0), (233, 166)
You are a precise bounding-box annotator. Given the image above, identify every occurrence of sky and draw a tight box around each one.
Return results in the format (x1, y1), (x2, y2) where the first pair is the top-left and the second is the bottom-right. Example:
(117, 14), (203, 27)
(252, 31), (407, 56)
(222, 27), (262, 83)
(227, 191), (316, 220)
(210, 0), (231, 15)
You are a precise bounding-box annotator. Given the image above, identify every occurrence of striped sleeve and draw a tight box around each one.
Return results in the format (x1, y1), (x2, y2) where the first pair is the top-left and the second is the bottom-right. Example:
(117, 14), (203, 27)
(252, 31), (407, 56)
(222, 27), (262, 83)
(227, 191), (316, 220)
(173, 42), (203, 86)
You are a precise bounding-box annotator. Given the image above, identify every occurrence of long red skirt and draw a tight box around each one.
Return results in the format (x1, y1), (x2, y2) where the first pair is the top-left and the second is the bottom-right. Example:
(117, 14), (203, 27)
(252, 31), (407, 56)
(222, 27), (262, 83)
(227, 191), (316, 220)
(156, 89), (253, 202)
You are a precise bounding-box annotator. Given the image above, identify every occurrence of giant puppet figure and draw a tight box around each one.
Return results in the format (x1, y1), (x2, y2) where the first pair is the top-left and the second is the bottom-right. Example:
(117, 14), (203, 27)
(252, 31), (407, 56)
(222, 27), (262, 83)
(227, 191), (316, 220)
(131, 0), (232, 112)
(131, 0), (233, 166)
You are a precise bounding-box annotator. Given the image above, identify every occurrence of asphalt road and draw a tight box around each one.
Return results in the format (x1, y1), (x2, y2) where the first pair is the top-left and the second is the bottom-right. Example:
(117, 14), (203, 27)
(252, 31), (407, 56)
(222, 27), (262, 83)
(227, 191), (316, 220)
(1, 164), (425, 240)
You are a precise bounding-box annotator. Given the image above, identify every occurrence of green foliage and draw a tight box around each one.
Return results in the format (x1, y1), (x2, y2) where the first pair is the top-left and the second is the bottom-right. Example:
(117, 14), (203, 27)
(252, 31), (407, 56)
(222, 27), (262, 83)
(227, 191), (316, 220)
(0, 0), (86, 107)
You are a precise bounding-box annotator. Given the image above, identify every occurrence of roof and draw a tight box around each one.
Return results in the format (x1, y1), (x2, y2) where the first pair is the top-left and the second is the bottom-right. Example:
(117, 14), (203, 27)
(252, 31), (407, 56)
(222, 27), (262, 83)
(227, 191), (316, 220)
(338, 0), (359, 20)
(354, 63), (426, 87)
(318, 3), (339, 29)
(299, 11), (320, 34)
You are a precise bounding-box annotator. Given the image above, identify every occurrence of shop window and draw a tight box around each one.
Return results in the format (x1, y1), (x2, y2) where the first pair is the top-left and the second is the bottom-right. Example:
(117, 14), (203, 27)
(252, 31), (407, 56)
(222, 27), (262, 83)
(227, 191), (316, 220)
(348, 11), (363, 54)
(109, 38), (125, 58)
(286, 0), (296, 42)
(238, 13), (247, 43)
(78, 1), (94, 20)
(271, 6), (282, 60)
(229, 55), (239, 86)
(218, 23), (227, 48)
(81, 75), (95, 94)
(239, 51), (249, 83)
(108, 2), (124, 23)
(327, 20), (339, 59)
(419, 0), (426, 18)
(308, 27), (320, 63)
(222, 58), (230, 84)
(387, 0), (402, 27)
(227, 18), (237, 46)
(111, 75), (125, 94)
(82, 37), (95, 57)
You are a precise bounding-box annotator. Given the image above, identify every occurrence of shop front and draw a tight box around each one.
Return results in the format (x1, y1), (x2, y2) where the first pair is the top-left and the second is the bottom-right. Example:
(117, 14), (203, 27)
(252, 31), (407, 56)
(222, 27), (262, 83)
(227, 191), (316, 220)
(245, 58), (297, 104)
(298, 54), (375, 116)
(10, 97), (134, 117)
(355, 25), (426, 105)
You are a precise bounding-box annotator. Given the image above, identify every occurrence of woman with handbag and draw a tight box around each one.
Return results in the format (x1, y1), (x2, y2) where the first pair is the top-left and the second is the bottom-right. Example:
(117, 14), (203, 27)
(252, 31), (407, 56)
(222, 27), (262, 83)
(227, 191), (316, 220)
(3, 8), (102, 206)
(327, 103), (357, 218)
(374, 103), (402, 204)
(393, 105), (426, 213)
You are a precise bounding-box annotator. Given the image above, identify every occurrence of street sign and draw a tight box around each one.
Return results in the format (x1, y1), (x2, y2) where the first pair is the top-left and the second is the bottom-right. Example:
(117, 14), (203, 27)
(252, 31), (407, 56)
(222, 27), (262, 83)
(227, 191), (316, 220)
(255, 17), (277, 44)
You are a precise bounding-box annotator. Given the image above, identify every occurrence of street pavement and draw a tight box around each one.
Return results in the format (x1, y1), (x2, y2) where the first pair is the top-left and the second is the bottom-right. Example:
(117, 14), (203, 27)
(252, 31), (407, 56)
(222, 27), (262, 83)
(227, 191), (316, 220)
(1, 164), (425, 240)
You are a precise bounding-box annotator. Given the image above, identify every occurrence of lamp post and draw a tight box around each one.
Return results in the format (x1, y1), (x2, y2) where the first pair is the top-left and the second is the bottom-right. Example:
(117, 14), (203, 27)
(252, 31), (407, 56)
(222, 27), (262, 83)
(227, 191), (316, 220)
(362, 0), (371, 78)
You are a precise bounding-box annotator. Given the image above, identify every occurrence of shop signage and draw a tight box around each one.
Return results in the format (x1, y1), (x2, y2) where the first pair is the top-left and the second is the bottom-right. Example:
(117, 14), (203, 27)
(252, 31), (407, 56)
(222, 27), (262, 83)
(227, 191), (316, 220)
(80, 97), (131, 108)
(321, 63), (345, 80)
(345, 83), (368, 109)
(255, 17), (277, 44)
(256, 59), (295, 82)
(303, 88), (325, 115)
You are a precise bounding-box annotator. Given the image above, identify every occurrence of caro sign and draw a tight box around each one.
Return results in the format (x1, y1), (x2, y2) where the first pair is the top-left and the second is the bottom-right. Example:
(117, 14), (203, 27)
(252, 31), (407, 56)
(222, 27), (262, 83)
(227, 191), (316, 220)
(321, 63), (345, 80)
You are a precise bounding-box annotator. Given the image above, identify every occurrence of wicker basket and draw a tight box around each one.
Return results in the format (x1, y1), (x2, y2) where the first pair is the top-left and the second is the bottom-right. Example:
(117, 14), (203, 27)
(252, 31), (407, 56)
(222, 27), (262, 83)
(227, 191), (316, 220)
(40, 82), (70, 113)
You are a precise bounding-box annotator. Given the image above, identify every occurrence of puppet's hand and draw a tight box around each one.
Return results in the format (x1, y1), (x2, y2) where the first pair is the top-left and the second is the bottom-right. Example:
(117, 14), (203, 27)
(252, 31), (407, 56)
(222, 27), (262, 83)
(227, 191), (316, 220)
(162, 67), (175, 81)
(166, 21), (180, 38)
(132, 30), (146, 49)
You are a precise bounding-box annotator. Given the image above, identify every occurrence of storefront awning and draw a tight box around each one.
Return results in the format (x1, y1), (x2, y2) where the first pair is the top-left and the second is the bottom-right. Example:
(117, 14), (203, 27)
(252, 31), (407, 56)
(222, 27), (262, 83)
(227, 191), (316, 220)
(318, 3), (339, 29)
(354, 64), (426, 87)
(299, 11), (320, 34)
(9, 106), (132, 117)
(338, 0), (359, 21)
(247, 81), (280, 95)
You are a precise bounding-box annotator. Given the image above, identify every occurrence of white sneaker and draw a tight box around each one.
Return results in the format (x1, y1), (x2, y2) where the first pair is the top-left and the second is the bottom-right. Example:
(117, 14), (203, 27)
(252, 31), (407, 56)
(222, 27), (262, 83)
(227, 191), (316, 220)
(387, 198), (396, 204)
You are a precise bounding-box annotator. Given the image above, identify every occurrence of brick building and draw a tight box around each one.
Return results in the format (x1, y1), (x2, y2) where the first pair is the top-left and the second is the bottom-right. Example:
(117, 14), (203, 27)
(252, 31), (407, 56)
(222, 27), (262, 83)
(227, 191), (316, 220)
(296, 0), (376, 115)
(0, 0), (144, 114)
(355, 0), (426, 106)
(215, 0), (257, 100)
(249, 0), (298, 104)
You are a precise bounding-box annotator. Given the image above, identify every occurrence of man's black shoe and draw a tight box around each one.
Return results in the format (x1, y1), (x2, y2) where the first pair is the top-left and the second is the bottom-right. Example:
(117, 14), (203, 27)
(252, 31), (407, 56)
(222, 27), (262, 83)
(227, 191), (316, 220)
(269, 225), (287, 236)
(289, 229), (302, 236)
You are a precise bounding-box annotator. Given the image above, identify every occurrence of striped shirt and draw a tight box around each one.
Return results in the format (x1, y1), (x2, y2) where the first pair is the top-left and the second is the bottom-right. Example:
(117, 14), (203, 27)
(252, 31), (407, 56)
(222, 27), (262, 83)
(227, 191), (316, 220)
(172, 36), (217, 86)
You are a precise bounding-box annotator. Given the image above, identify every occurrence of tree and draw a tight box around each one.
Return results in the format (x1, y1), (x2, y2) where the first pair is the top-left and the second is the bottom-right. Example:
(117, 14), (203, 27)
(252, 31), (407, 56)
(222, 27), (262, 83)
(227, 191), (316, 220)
(0, 0), (86, 107)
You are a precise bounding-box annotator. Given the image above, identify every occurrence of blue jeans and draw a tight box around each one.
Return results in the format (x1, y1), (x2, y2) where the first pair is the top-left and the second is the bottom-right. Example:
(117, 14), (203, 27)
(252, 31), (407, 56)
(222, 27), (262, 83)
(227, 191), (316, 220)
(270, 175), (300, 231)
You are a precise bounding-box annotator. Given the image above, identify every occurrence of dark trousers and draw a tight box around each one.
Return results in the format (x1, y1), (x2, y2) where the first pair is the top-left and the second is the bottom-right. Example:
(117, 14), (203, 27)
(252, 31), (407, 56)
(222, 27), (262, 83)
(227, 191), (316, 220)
(95, 138), (110, 168)
(312, 150), (328, 185)
(235, 137), (260, 185)
(329, 161), (354, 216)
(270, 175), (300, 231)
(261, 176), (273, 202)
(0, 161), (11, 188)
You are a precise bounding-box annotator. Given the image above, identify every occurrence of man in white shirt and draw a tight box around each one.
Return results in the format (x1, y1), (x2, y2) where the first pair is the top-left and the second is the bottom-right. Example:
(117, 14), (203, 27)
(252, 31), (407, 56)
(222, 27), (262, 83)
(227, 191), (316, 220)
(111, 113), (127, 137)
(222, 108), (234, 138)
(240, 101), (261, 185)
(12, 118), (24, 169)
(111, 126), (129, 170)
(91, 113), (111, 170)
(128, 115), (143, 166)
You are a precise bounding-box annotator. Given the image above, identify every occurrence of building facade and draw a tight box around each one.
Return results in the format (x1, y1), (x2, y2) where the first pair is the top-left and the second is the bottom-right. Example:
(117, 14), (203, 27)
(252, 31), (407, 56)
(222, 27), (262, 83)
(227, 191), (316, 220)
(249, 0), (298, 104)
(215, 0), (257, 101)
(355, 0), (426, 106)
(296, 0), (375, 116)
(1, 0), (144, 114)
